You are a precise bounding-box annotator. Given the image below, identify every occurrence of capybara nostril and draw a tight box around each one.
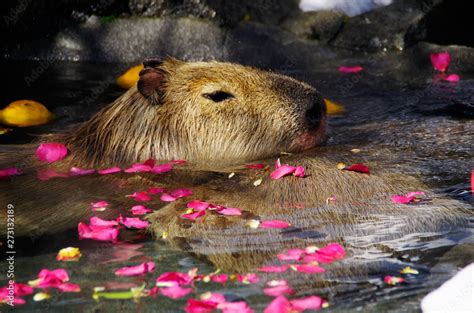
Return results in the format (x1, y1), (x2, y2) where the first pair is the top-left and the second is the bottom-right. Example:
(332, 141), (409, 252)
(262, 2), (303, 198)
(305, 103), (323, 129)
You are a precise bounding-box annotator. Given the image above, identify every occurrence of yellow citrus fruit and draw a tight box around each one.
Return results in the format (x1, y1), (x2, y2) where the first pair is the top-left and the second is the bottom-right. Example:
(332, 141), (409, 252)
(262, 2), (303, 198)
(324, 98), (345, 115)
(0, 100), (54, 127)
(116, 64), (144, 89)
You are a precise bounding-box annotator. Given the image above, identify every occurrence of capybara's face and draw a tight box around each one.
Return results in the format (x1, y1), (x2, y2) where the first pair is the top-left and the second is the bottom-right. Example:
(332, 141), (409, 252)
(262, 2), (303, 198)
(135, 58), (326, 165)
(65, 58), (326, 167)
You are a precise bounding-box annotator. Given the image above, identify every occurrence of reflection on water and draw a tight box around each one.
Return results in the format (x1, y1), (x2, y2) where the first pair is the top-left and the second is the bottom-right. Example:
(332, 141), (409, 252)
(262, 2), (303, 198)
(0, 59), (473, 312)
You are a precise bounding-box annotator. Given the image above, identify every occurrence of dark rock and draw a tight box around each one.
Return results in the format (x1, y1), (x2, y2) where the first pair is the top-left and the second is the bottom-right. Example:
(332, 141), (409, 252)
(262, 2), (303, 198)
(406, 0), (474, 48)
(128, 0), (300, 26)
(281, 11), (346, 43)
(224, 21), (334, 71)
(331, 0), (424, 52)
(331, 0), (474, 52)
(4, 17), (227, 63)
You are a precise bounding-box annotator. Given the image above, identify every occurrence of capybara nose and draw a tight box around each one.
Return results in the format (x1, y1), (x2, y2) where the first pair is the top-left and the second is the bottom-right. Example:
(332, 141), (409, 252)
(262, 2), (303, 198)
(305, 103), (323, 129)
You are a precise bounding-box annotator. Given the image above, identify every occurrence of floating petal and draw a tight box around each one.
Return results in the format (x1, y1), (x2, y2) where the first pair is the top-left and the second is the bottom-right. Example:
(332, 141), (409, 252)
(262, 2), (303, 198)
(36, 143), (68, 163)
(115, 262), (155, 277)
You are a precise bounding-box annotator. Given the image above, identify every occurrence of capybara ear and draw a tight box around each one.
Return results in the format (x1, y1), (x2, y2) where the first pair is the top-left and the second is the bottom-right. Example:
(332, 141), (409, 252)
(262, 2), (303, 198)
(137, 67), (165, 102)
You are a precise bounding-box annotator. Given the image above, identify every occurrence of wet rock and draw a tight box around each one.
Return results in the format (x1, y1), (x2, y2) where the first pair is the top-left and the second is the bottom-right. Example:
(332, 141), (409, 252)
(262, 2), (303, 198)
(224, 21), (333, 71)
(331, 0), (474, 53)
(4, 16), (227, 63)
(281, 10), (346, 43)
(128, 0), (300, 26)
(331, 0), (424, 52)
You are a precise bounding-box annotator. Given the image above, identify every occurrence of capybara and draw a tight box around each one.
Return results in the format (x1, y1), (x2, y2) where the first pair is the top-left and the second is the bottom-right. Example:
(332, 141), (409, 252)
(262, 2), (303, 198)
(0, 57), (469, 280)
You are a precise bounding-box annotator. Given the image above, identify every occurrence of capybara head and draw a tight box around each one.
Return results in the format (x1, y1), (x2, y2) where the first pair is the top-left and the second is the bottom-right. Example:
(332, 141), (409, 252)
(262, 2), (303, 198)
(63, 57), (326, 168)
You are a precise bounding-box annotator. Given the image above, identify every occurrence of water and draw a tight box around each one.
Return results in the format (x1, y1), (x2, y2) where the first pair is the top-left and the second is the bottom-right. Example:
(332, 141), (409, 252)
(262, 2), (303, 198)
(0, 58), (473, 312)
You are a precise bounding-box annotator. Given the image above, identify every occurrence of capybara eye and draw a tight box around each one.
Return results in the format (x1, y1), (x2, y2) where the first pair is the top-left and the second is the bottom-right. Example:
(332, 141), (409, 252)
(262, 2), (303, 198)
(203, 91), (235, 102)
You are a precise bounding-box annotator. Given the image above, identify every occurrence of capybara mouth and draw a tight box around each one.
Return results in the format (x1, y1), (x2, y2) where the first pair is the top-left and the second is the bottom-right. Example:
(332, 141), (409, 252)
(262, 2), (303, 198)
(289, 115), (327, 152)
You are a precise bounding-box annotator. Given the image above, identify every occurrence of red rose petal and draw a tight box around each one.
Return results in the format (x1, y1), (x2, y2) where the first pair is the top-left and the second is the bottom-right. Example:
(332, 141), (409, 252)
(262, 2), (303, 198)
(344, 163), (370, 174)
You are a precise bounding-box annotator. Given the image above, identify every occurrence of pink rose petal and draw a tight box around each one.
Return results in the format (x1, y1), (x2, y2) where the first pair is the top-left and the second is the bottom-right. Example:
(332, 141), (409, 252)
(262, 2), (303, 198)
(0, 167), (22, 178)
(119, 216), (149, 229)
(264, 280), (294, 297)
(130, 205), (152, 215)
(260, 220), (291, 229)
(384, 275), (405, 285)
(90, 216), (119, 227)
(161, 188), (193, 202)
(127, 191), (152, 202)
(303, 243), (346, 264)
(171, 188), (193, 198)
(391, 191), (425, 204)
(160, 285), (193, 299)
(115, 261), (155, 276)
(36, 143), (68, 163)
(290, 264), (325, 274)
(124, 163), (153, 173)
(270, 165), (297, 180)
(181, 210), (206, 220)
(264, 285), (295, 297)
(185, 298), (218, 313)
(31, 269), (80, 292)
(70, 167), (95, 175)
(160, 193), (177, 202)
(235, 273), (260, 284)
(277, 249), (304, 261)
(210, 274), (228, 284)
(293, 166), (305, 177)
(91, 201), (109, 211)
(264, 296), (293, 313)
(258, 265), (289, 273)
(275, 158), (282, 168)
(0, 282), (33, 304)
(156, 271), (194, 287)
(98, 167), (122, 175)
(338, 65), (363, 73)
(187, 200), (210, 211)
(216, 207), (242, 216)
(56, 282), (81, 293)
(290, 296), (324, 311)
(78, 222), (119, 241)
(152, 163), (173, 174)
(444, 73), (460, 82)
(430, 52), (451, 72)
